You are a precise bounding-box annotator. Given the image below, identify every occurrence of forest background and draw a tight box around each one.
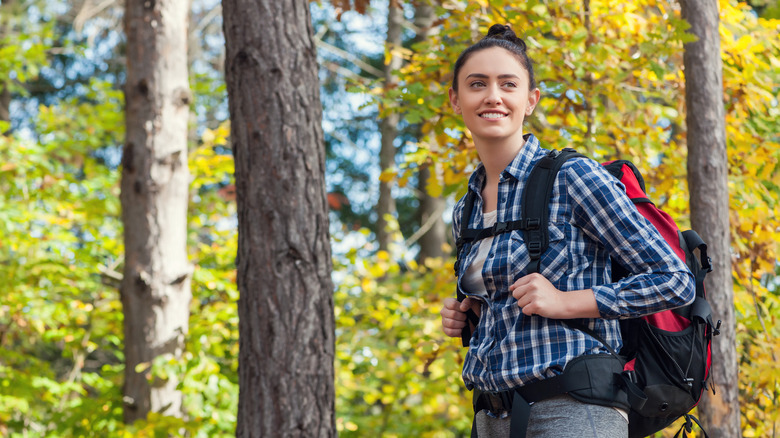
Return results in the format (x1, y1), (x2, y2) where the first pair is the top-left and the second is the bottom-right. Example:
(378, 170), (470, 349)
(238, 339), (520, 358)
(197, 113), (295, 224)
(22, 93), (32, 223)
(0, 0), (778, 437)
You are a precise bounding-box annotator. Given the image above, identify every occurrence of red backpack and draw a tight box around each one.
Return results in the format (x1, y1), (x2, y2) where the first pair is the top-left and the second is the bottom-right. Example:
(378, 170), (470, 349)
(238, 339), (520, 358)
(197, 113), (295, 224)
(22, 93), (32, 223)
(601, 158), (719, 437)
(454, 149), (721, 438)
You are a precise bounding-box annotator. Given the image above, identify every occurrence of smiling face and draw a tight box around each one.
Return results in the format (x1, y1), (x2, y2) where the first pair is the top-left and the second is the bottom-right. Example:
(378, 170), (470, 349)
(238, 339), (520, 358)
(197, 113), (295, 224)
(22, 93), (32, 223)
(449, 46), (540, 147)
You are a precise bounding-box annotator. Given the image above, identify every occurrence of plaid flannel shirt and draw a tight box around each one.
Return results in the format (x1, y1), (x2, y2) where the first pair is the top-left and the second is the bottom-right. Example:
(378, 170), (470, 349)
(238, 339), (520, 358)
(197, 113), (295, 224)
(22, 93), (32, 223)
(452, 133), (695, 393)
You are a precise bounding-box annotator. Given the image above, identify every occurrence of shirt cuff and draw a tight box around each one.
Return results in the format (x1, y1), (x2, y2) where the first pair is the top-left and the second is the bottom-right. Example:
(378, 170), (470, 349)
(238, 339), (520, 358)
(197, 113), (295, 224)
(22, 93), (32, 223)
(591, 284), (623, 319)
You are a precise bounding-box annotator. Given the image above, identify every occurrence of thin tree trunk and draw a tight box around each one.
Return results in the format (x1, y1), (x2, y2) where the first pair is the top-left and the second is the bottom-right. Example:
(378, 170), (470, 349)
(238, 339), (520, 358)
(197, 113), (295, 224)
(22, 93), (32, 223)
(414, 1), (447, 262)
(679, 0), (741, 436)
(416, 164), (447, 261)
(120, 0), (192, 423)
(222, 0), (335, 436)
(0, 0), (16, 127)
(377, 1), (403, 251)
(0, 83), (9, 126)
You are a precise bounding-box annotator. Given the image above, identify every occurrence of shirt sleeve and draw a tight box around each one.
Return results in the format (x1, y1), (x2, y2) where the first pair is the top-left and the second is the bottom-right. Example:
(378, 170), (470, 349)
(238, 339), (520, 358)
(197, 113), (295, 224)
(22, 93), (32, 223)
(563, 158), (695, 319)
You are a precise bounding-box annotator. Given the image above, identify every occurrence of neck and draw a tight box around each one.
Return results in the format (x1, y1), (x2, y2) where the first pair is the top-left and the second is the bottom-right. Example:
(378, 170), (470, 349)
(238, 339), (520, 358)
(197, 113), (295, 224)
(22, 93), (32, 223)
(475, 132), (527, 179)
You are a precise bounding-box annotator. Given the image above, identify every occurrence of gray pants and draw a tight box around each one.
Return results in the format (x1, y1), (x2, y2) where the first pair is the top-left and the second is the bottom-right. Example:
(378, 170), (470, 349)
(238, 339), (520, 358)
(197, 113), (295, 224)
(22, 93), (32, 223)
(475, 394), (628, 438)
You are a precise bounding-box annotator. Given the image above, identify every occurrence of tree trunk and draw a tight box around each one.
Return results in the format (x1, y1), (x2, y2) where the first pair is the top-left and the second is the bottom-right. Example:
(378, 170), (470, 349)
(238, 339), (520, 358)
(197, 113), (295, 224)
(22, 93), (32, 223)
(120, 0), (192, 423)
(416, 164), (447, 261)
(0, 85), (9, 124)
(0, 0), (15, 127)
(413, 1), (447, 263)
(679, 1), (741, 436)
(222, 0), (335, 436)
(376, 1), (403, 252)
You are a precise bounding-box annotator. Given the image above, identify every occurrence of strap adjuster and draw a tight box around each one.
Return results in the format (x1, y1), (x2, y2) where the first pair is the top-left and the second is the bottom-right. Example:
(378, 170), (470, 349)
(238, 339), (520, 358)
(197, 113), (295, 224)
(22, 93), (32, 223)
(528, 241), (542, 257)
(492, 221), (508, 234)
(481, 390), (514, 413)
(525, 218), (540, 229)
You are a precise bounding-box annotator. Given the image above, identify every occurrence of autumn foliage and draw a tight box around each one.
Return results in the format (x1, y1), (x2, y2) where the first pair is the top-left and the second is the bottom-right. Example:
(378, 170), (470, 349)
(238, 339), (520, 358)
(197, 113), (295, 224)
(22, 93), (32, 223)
(0, 0), (778, 437)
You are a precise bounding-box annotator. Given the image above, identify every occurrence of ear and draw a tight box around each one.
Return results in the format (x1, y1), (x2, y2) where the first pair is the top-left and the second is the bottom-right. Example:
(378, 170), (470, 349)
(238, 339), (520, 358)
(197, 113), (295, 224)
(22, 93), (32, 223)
(525, 88), (541, 115)
(449, 88), (462, 114)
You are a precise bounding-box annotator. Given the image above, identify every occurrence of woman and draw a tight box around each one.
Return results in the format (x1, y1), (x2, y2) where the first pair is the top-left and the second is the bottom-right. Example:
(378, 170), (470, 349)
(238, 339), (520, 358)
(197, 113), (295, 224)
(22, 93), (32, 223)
(439, 24), (695, 438)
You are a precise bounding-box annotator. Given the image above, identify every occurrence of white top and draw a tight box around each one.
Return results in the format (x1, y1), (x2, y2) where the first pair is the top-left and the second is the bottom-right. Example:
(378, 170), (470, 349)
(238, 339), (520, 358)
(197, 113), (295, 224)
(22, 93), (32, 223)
(461, 210), (497, 295)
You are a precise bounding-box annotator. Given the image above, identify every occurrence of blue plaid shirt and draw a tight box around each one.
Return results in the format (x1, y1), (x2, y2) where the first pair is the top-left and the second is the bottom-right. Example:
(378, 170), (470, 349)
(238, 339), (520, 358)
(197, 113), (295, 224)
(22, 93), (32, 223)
(452, 133), (695, 393)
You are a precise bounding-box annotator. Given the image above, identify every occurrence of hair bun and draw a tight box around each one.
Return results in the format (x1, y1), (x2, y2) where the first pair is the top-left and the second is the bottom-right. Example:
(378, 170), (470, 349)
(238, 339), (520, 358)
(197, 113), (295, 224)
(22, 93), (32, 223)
(485, 24), (527, 52)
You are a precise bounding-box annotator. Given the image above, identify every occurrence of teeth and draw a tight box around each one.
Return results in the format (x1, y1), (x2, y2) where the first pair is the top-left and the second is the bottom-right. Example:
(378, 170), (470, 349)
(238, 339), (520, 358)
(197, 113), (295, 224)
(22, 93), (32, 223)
(480, 113), (506, 119)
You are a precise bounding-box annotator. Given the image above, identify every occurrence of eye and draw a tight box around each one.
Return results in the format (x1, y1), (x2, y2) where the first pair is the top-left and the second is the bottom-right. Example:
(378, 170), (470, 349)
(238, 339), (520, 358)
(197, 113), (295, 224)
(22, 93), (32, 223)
(502, 81), (518, 88)
(469, 80), (486, 88)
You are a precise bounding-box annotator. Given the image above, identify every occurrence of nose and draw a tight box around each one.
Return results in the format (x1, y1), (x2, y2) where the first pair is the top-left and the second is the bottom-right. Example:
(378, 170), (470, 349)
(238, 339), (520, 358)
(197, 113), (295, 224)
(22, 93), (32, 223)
(484, 84), (502, 105)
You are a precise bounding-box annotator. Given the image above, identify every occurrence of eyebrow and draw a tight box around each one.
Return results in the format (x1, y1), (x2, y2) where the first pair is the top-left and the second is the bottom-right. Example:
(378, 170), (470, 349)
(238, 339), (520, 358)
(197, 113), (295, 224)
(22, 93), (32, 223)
(465, 73), (521, 80)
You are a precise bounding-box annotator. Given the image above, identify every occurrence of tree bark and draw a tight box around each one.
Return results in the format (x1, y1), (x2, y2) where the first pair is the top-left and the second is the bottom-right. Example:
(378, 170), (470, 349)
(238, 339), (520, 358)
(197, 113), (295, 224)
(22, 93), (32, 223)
(679, 1), (741, 436)
(412, 1), (447, 262)
(0, 86), (9, 124)
(222, 0), (335, 436)
(0, 0), (16, 127)
(120, 0), (192, 423)
(376, 1), (403, 252)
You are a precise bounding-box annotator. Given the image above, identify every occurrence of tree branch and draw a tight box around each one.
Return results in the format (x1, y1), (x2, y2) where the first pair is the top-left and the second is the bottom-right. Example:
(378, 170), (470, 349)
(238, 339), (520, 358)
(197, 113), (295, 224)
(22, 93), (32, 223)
(314, 36), (383, 78)
(73, 0), (118, 34)
(403, 198), (447, 248)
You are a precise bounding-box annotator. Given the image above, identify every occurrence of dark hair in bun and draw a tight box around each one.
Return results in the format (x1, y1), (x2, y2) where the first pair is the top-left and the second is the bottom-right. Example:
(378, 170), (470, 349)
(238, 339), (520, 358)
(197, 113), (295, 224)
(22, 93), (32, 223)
(451, 24), (536, 91)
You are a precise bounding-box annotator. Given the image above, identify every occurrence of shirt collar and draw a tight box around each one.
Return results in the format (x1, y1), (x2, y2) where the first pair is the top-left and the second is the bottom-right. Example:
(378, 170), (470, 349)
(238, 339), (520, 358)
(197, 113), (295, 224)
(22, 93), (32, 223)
(467, 133), (543, 193)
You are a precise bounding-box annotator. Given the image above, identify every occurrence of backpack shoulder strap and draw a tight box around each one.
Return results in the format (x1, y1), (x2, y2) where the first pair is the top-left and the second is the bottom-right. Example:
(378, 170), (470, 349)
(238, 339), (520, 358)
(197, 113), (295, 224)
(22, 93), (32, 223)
(454, 188), (477, 277)
(454, 189), (480, 347)
(522, 148), (587, 273)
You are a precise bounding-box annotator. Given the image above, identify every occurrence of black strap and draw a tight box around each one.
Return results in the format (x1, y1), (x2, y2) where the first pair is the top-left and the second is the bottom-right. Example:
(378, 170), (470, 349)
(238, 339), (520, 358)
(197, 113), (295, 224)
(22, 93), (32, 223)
(459, 218), (542, 243)
(619, 372), (648, 411)
(690, 296), (712, 324)
(673, 414), (709, 438)
(454, 189), (478, 276)
(682, 229), (712, 272)
(513, 369), (592, 402)
(521, 148), (586, 273)
(561, 320), (619, 356)
(509, 392), (531, 438)
(455, 190), (478, 347)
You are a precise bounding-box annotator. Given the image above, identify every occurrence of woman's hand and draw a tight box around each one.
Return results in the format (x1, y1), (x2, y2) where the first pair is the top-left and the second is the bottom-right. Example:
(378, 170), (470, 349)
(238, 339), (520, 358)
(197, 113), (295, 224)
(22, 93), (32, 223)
(509, 273), (600, 319)
(440, 297), (481, 338)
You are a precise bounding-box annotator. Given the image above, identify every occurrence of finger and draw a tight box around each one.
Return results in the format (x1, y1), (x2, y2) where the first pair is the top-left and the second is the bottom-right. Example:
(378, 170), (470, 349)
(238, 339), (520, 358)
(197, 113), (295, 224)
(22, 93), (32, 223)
(509, 273), (536, 291)
(513, 276), (545, 297)
(441, 307), (467, 321)
(460, 297), (476, 312)
(442, 319), (466, 338)
(442, 298), (460, 310)
(443, 317), (467, 329)
(515, 290), (531, 309)
(512, 283), (530, 301)
(513, 290), (536, 314)
(443, 326), (464, 337)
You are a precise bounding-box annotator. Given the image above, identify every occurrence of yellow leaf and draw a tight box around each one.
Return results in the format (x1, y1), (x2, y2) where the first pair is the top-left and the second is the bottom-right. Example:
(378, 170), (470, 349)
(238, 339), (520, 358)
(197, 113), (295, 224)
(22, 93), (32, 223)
(361, 277), (373, 293)
(564, 111), (579, 126)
